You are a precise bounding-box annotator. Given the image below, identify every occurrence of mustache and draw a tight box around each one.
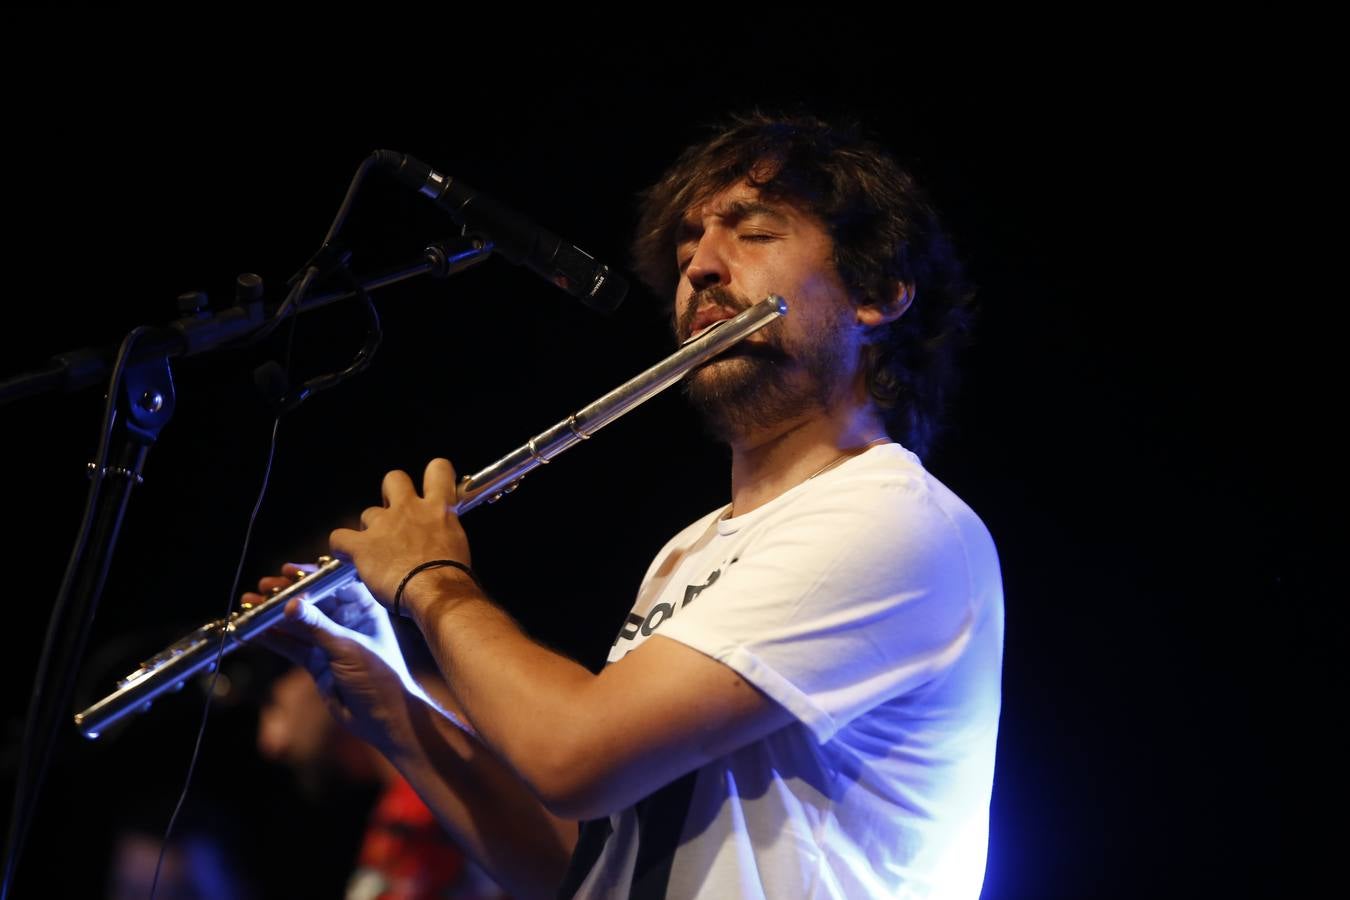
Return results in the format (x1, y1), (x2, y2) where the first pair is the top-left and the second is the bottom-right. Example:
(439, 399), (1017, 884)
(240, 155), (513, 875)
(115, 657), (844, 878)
(675, 286), (754, 343)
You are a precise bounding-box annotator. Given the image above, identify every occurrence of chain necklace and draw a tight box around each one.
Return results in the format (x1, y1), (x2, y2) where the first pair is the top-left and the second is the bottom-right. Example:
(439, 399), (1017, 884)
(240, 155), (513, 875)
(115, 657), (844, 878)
(805, 436), (892, 480)
(722, 436), (892, 521)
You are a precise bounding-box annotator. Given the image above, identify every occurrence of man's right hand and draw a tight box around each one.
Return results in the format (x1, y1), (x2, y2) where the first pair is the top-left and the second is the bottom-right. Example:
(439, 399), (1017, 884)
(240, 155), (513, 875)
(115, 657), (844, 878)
(244, 566), (431, 757)
(245, 566), (578, 898)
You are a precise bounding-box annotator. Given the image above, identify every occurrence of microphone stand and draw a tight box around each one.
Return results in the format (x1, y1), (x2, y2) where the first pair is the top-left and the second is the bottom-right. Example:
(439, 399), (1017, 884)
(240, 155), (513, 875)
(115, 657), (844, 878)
(0, 237), (490, 900)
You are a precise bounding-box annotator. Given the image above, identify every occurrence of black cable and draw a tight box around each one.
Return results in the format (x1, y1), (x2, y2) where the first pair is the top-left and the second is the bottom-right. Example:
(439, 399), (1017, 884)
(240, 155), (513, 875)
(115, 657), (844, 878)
(245, 152), (378, 347)
(149, 307), (305, 897)
(281, 270), (383, 410)
(148, 155), (384, 897)
(149, 412), (283, 900)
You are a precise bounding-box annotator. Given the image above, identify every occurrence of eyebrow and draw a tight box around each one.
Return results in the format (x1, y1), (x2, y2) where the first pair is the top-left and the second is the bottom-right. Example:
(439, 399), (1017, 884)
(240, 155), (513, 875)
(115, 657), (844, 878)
(714, 200), (791, 224)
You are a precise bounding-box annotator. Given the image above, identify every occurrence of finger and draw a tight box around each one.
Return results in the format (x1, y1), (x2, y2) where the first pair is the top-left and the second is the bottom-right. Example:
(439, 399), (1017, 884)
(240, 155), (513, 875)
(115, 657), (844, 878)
(328, 579), (382, 615)
(255, 576), (291, 594)
(381, 469), (417, 507)
(329, 527), (359, 559)
(359, 505), (384, 529)
(282, 562), (317, 579)
(271, 616), (322, 648)
(260, 565), (314, 595)
(251, 629), (312, 669)
(327, 583), (388, 633)
(333, 579), (378, 606)
(243, 589), (296, 616)
(282, 596), (349, 657)
(423, 458), (457, 505)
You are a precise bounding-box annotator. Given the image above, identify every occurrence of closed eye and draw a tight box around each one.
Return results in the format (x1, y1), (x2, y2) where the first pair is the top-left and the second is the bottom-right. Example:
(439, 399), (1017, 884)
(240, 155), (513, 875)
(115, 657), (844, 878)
(676, 240), (697, 271)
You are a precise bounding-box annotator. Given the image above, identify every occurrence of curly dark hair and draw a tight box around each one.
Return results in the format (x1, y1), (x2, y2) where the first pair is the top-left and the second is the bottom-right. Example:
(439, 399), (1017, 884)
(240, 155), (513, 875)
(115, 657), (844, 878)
(632, 112), (975, 458)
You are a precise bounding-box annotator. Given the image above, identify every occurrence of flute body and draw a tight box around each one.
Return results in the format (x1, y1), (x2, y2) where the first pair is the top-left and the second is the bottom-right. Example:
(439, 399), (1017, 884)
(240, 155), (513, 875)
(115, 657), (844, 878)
(74, 295), (788, 739)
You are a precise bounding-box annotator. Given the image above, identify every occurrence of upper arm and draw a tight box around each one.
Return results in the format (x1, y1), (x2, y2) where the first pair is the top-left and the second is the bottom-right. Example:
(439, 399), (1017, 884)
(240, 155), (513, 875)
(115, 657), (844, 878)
(539, 634), (794, 820)
(535, 475), (987, 820)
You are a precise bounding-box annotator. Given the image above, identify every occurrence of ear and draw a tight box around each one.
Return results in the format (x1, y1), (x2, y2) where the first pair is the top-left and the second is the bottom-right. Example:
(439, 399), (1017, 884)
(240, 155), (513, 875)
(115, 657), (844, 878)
(856, 281), (915, 328)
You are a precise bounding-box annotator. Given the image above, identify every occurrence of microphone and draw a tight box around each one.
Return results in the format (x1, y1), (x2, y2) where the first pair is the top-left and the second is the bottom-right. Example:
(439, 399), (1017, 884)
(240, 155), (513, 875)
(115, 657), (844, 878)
(373, 149), (626, 312)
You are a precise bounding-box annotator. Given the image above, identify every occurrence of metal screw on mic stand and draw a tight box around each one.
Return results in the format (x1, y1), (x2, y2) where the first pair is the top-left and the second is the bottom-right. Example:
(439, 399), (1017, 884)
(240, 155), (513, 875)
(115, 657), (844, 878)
(177, 290), (210, 318)
(425, 237), (492, 277)
(235, 273), (264, 306)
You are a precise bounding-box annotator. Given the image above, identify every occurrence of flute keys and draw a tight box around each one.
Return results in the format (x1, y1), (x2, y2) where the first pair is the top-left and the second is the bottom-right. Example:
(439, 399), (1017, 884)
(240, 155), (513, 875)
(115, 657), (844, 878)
(487, 479), (523, 503)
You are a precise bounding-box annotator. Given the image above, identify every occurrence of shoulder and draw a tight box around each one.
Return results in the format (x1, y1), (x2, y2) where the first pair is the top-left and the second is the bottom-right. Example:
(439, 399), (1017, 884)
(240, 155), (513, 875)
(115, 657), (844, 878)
(709, 444), (1002, 641)
(656, 445), (1003, 739)
(743, 444), (993, 571)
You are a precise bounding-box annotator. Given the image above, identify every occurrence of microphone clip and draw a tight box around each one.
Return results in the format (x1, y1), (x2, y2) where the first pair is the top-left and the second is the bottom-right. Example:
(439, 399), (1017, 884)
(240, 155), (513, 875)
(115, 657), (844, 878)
(288, 242), (353, 291)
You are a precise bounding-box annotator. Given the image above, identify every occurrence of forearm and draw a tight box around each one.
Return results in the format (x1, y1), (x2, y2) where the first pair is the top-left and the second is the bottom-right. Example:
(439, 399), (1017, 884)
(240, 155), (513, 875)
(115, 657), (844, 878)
(384, 690), (576, 899)
(405, 570), (605, 816)
(399, 568), (794, 825)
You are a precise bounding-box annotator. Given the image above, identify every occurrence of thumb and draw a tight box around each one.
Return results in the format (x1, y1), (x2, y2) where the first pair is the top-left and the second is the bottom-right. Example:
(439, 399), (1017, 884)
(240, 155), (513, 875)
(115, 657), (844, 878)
(283, 596), (349, 656)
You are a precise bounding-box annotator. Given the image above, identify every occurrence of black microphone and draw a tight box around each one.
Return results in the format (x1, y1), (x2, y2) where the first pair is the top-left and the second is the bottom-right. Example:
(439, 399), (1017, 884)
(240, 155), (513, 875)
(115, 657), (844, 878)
(373, 149), (626, 312)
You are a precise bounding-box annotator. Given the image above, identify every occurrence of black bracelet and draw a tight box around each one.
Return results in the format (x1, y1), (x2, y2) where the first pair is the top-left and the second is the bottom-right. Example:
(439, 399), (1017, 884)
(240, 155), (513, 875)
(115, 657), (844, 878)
(392, 559), (479, 618)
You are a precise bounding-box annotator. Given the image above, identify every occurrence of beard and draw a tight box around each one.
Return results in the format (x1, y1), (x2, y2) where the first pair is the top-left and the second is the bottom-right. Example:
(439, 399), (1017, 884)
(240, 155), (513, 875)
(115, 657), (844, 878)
(679, 286), (849, 442)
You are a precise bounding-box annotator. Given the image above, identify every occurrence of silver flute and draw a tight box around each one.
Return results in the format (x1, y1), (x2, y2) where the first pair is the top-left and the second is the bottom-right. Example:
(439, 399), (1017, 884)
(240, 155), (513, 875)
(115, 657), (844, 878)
(74, 295), (788, 739)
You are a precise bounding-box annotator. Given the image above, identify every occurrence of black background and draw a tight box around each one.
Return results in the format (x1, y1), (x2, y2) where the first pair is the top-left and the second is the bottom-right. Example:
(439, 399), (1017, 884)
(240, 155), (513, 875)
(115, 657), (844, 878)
(0, 15), (1322, 899)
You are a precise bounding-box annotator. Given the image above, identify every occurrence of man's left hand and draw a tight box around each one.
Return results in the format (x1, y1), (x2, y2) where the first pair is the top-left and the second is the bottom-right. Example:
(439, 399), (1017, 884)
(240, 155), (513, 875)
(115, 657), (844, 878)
(330, 457), (472, 609)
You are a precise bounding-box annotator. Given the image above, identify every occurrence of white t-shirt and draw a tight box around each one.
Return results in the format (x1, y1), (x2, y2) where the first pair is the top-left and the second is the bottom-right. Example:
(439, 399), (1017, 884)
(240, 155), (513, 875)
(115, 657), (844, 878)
(563, 443), (1004, 899)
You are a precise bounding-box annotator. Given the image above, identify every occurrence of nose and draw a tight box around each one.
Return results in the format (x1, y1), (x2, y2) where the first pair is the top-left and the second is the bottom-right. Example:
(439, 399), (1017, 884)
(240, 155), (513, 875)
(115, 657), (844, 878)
(685, 230), (731, 292)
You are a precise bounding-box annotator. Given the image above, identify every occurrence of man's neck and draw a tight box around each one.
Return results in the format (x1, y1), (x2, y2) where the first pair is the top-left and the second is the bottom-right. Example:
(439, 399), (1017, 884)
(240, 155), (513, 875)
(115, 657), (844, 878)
(726, 400), (890, 518)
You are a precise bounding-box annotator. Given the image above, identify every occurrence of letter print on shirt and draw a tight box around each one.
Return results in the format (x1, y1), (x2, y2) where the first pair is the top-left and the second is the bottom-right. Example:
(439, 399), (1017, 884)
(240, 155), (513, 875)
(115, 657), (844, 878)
(612, 559), (736, 651)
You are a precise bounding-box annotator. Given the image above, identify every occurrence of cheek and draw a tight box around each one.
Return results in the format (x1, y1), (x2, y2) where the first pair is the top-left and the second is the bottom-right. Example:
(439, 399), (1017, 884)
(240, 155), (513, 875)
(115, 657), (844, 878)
(783, 277), (843, 327)
(673, 276), (698, 309)
(671, 295), (692, 336)
(673, 285), (692, 314)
